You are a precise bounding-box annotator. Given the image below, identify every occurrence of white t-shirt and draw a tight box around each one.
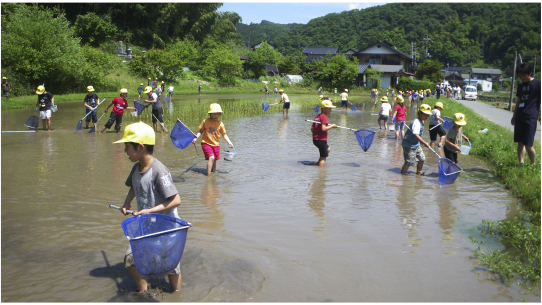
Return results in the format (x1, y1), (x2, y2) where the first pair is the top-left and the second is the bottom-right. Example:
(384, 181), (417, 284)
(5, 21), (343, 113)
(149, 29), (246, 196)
(429, 109), (441, 125)
(340, 92), (348, 101)
(380, 103), (391, 115)
(281, 93), (289, 103)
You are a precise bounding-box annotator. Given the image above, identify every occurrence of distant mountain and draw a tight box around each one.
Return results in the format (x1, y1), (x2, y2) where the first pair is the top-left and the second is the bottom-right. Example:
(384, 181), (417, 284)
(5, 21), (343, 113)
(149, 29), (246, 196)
(235, 20), (303, 48)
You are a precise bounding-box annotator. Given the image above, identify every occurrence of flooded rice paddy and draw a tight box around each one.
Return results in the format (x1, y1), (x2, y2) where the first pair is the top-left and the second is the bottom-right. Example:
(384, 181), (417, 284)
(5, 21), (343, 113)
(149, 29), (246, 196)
(1, 94), (539, 302)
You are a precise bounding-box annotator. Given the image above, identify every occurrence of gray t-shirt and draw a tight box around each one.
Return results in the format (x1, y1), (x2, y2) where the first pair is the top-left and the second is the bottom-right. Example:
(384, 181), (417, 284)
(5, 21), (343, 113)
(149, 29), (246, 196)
(150, 92), (162, 110)
(429, 109), (441, 125)
(444, 126), (463, 152)
(125, 158), (179, 219)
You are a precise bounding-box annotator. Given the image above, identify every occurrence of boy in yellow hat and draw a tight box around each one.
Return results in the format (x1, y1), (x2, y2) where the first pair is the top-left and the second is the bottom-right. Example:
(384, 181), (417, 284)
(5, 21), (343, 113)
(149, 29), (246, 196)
(278, 89), (290, 116)
(137, 83), (144, 99)
(378, 96), (392, 130)
(311, 100), (338, 167)
(35, 85), (55, 131)
(340, 89), (349, 109)
(191, 103), (234, 176)
(114, 122), (183, 293)
(444, 113), (470, 164)
(84, 86), (101, 129)
(100, 89), (136, 134)
(401, 104), (432, 175)
(429, 102), (446, 148)
(143, 86), (166, 133)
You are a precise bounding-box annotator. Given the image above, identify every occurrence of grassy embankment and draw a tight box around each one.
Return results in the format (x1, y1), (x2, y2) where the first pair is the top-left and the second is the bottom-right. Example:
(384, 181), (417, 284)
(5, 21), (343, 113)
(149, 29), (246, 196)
(424, 95), (540, 292)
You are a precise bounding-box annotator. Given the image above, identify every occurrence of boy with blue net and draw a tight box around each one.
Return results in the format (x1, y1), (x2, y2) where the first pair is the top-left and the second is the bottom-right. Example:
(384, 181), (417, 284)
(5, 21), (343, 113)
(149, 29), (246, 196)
(191, 103), (234, 176)
(443, 113), (470, 164)
(114, 122), (183, 293)
(401, 104), (432, 175)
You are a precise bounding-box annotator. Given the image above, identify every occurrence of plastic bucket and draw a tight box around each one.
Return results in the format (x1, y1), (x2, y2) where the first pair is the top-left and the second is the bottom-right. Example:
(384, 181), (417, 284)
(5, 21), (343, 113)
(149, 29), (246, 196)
(51, 105), (58, 112)
(121, 214), (190, 279)
(388, 123), (395, 131)
(224, 147), (236, 161)
(460, 140), (471, 155)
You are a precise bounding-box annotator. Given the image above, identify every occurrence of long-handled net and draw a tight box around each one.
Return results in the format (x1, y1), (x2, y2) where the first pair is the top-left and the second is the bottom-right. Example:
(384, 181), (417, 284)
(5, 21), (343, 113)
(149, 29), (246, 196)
(121, 214), (190, 279)
(437, 158), (462, 184)
(442, 116), (454, 130)
(170, 119), (199, 155)
(25, 107), (39, 130)
(306, 119), (375, 152)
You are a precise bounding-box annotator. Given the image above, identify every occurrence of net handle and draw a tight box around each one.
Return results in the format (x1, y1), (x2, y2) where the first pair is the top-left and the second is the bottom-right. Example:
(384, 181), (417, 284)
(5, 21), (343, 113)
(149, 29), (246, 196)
(404, 122), (441, 158)
(109, 204), (134, 215)
(305, 119), (357, 131)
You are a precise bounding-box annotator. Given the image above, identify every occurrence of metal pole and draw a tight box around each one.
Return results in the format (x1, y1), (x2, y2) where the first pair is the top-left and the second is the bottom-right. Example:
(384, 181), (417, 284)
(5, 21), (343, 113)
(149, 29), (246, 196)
(508, 51), (518, 112)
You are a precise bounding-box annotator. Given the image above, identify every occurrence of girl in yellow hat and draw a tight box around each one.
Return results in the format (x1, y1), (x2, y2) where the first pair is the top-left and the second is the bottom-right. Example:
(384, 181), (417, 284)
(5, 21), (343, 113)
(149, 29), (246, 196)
(192, 103), (234, 176)
(378, 96), (392, 130)
(429, 102), (446, 148)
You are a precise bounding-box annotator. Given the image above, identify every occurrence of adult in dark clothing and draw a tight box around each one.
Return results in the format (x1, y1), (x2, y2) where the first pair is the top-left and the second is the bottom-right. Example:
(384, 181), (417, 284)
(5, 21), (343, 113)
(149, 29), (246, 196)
(511, 63), (541, 166)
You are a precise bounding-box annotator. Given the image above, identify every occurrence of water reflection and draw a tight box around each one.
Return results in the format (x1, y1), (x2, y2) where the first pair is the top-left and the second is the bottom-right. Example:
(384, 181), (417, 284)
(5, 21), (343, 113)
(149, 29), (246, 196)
(396, 176), (423, 252)
(436, 184), (458, 254)
(198, 177), (224, 231)
(307, 169), (329, 236)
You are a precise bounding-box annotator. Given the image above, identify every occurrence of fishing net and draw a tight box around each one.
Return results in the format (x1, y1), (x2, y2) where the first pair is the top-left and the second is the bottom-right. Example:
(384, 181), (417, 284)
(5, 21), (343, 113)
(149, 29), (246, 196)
(170, 119), (196, 149)
(438, 158), (462, 184)
(442, 116), (454, 130)
(354, 129), (375, 152)
(262, 102), (270, 111)
(25, 116), (39, 130)
(313, 105), (320, 112)
(134, 100), (146, 116)
(121, 214), (190, 279)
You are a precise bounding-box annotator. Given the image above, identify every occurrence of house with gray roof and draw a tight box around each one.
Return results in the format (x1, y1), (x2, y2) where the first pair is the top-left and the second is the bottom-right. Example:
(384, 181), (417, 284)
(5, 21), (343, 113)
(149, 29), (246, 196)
(352, 40), (414, 88)
(302, 46), (338, 63)
(471, 68), (502, 82)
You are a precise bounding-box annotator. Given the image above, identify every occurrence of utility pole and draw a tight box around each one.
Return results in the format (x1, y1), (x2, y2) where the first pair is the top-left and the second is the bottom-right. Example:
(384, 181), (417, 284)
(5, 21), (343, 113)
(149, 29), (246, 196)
(423, 34), (432, 58)
(508, 51), (518, 112)
(411, 42), (417, 71)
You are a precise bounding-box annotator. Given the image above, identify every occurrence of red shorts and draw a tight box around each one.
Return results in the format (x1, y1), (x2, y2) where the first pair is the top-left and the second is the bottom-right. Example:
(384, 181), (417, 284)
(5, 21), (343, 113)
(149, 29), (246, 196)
(201, 143), (220, 160)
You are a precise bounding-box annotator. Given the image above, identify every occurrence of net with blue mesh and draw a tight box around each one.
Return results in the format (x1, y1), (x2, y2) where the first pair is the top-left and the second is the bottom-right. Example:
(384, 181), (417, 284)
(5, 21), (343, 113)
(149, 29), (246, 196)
(121, 214), (190, 279)
(170, 119), (196, 150)
(442, 116), (454, 130)
(438, 158), (462, 184)
(354, 129), (375, 152)
(262, 102), (270, 111)
(313, 105), (320, 112)
(134, 100), (146, 116)
(25, 116), (39, 130)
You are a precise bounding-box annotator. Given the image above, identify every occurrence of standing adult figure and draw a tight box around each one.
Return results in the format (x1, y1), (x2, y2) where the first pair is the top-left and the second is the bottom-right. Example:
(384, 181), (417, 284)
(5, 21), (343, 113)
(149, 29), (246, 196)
(436, 85), (441, 99)
(84, 86), (101, 129)
(278, 89), (290, 116)
(198, 83), (202, 96)
(511, 63), (541, 166)
(36, 85), (54, 131)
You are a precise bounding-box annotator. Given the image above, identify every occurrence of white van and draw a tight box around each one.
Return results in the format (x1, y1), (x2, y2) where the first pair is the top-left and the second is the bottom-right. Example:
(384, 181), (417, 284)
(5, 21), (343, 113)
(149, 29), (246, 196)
(462, 85), (477, 100)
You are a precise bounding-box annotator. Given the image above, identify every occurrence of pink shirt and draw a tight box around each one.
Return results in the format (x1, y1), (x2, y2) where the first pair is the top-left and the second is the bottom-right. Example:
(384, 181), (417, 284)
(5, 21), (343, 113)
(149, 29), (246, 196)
(394, 104), (407, 121)
(111, 97), (128, 115)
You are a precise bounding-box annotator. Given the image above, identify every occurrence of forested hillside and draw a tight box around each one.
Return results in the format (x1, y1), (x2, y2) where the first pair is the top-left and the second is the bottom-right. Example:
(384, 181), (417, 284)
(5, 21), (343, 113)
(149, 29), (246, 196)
(272, 3), (540, 74)
(235, 20), (301, 47)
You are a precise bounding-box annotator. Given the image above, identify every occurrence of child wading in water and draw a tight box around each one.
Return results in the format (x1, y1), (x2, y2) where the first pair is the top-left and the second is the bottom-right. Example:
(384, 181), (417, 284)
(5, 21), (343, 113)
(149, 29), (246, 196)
(192, 103), (234, 176)
(444, 113), (470, 164)
(114, 122), (183, 293)
(312, 100), (338, 167)
(401, 104), (432, 175)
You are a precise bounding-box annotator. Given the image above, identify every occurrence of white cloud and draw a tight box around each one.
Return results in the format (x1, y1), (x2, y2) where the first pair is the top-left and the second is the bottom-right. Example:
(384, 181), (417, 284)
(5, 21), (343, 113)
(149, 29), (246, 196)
(348, 3), (386, 11)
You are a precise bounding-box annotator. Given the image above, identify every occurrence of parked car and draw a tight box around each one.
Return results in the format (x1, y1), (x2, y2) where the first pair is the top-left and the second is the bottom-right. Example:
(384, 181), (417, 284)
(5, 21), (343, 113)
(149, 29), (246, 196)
(462, 85), (477, 100)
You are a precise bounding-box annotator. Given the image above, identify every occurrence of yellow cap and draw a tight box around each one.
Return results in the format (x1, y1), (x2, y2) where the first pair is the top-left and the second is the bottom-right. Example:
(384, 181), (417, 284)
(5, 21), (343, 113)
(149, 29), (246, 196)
(435, 102), (443, 109)
(120, 88), (128, 94)
(420, 104), (432, 115)
(319, 95), (324, 100)
(140, 83), (143, 86)
(161, 81), (164, 83)
(113, 122), (155, 145)
(321, 100), (336, 109)
(208, 103), (223, 113)
(344, 89), (348, 92)
(143, 86), (153, 94)
(87, 86), (95, 92)
(279, 89), (284, 93)
(36, 85), (45, 94)
(380, 96), (388, 102)
(453, 113), (466, 126)
(395, 96), (404, 103)
(2, 77), (6, 80)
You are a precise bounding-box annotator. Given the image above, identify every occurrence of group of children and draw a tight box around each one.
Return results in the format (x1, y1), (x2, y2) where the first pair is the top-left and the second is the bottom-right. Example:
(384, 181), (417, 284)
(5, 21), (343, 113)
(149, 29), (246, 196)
(313, 92), (469, 174)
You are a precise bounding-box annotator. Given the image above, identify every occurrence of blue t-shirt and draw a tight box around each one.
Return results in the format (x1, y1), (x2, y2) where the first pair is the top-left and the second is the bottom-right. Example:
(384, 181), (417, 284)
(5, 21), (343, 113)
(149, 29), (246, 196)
(516, 78), (541, 120)
(37, 92), (54, 111)
(402, 118), (424, 149)
(84, 93), (99, 108)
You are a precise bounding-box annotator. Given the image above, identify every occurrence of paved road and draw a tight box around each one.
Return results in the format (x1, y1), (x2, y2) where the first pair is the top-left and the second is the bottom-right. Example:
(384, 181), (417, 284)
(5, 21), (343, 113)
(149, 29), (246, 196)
(452, 97), (541, 142)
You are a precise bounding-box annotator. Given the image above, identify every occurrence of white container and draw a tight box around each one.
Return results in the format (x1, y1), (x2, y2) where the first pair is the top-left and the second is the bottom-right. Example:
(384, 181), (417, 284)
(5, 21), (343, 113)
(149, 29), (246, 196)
(478, 128), (488, 134)
(51, 105), (58, 112)
(131, 111), (138, 117)
(388, 123), (395, 131)
(460, 140), (471, 155)
(224, 147), (236, 161)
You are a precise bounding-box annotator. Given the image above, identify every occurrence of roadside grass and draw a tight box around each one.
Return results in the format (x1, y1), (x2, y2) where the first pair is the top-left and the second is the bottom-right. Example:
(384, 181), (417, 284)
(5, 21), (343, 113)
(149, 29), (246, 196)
(425, 96), (541, 292)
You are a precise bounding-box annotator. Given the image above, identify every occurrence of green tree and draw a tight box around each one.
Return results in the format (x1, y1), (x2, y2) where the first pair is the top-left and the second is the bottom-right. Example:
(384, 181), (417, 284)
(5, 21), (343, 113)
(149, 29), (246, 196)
(365, 67), (383, 88)
(205, 45), (243, 86)
(312, 54), (358, 89)
(246, 41), (284, 78)
(74, 12), (118, 47)
(168, 39), (201, 70)
(81, 45), (121, 91)
(145, 49), (185, 81)
(416, 60), (444, 83)
(1, 4), (86, 94)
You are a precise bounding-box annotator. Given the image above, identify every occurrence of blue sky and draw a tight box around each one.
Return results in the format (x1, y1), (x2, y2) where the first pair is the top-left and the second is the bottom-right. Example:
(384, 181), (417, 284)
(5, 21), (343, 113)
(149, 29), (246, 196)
(218, 2), (388, 25)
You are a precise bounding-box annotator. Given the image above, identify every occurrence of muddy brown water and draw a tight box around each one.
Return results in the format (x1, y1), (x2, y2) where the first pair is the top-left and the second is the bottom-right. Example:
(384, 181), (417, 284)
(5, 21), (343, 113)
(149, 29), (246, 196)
(1, 94), (539, 302)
